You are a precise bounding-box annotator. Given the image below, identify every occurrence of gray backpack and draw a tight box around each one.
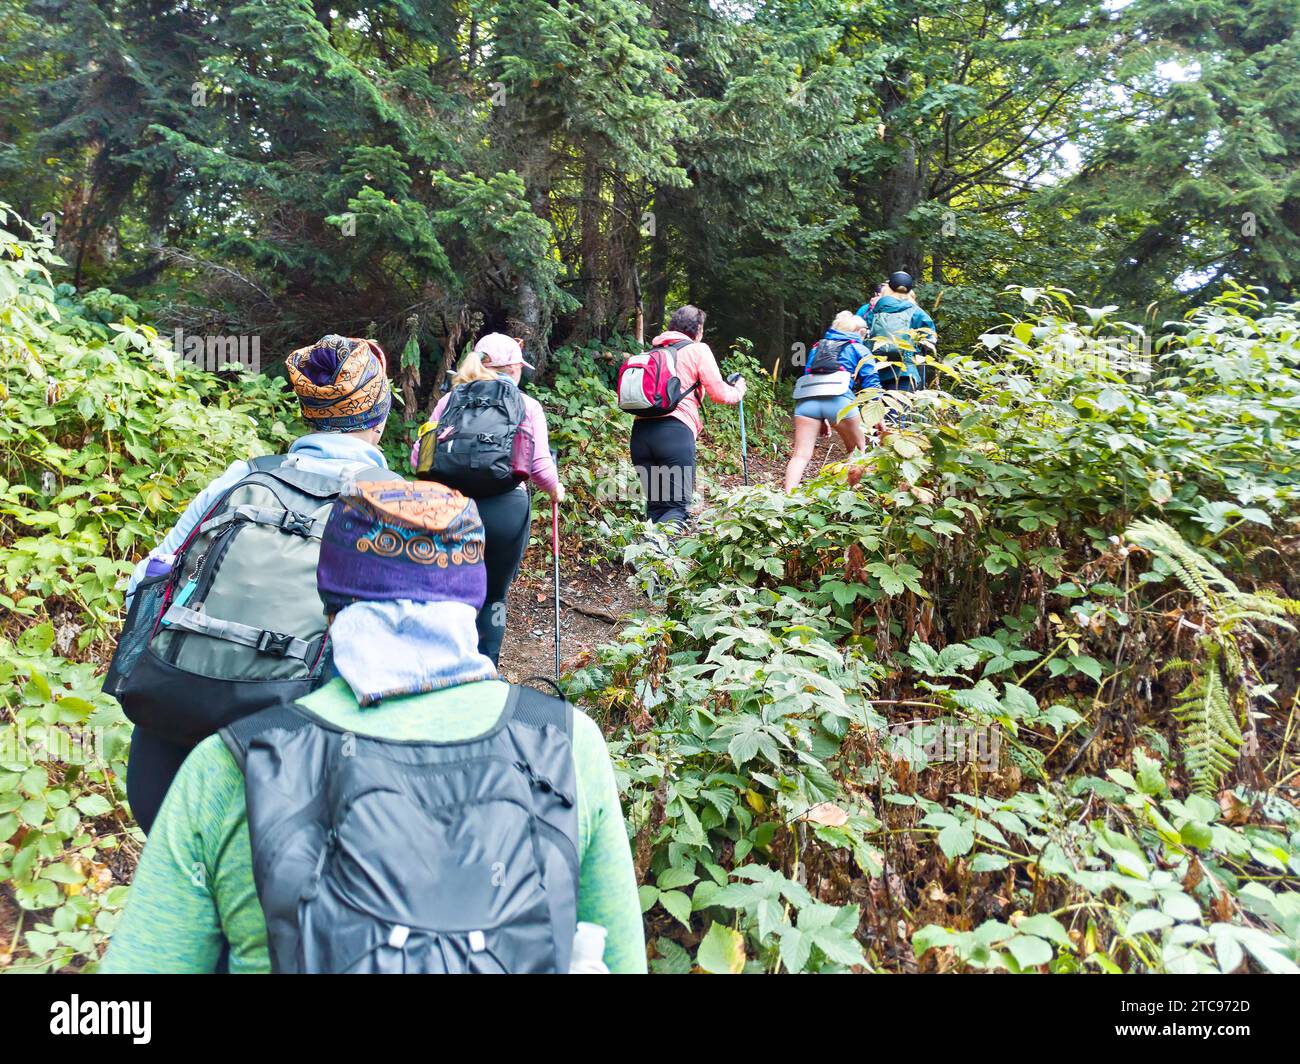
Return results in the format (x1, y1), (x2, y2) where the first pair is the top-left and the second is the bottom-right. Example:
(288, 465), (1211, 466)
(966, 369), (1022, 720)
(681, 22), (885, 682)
(221, 685), (580, 974)
(108, 455), (385, 748)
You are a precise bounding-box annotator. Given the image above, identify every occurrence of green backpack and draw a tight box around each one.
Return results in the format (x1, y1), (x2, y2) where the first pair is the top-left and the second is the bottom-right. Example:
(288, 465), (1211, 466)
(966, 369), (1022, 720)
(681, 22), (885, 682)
(869, 307), (916, 357)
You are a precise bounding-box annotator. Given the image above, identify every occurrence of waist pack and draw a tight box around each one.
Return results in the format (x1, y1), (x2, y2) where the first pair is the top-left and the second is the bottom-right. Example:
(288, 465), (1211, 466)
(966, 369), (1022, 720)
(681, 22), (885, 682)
(414, 378), (533, 496)
(221, 683), (580, 974)
(793, 370), (852, 401)
(104, 455), (385, 748)
(616, 339), (698, 417)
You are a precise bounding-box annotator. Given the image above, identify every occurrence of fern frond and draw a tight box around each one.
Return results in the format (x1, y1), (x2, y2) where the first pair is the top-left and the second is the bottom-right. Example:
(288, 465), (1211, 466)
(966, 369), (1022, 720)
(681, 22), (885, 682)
(1124, 518), (1287, 795)
(1170, 662), (1242, 796)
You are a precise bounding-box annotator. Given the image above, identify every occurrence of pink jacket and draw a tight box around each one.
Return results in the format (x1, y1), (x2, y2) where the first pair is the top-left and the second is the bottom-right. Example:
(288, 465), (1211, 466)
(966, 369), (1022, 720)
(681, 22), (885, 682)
(408, 380), (560, 496)
(649, 331), (743, 438)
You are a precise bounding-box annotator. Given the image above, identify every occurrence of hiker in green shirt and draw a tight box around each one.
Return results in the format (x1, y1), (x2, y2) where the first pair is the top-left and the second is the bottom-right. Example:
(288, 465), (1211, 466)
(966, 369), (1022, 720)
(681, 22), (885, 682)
(102, 479), (645, 974)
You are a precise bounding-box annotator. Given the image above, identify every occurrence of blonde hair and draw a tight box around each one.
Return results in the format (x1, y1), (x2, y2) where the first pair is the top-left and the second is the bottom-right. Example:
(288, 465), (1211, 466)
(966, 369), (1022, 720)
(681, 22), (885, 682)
(451, 348), (502, 387)
(831, 310), (868, 335)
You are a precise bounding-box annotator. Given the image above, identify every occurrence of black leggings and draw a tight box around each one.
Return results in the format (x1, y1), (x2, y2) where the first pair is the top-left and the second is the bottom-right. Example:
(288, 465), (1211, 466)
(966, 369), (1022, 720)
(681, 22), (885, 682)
(475, 487), (533, 665)
(630, 416), (697, 525)
(126, 726), (193, 835)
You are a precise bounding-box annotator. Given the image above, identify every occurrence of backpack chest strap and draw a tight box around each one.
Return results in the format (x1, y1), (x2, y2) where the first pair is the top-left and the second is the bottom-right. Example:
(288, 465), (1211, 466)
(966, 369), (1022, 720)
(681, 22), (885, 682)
(161, 604), (317, 661)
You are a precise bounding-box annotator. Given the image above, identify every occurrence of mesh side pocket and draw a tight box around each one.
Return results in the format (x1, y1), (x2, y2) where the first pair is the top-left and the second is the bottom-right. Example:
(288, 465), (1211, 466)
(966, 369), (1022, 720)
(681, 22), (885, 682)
(102, 572), (170, 698)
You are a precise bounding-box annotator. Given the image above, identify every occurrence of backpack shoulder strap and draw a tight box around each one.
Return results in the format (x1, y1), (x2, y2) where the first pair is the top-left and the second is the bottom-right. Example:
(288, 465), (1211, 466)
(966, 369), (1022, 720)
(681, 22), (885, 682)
(508, 679), (573, 738)
(247, 454), (289, 474)
(220, 701), (317, 772)
(657, 339), (701, 398)
(257, 462), (356, 499)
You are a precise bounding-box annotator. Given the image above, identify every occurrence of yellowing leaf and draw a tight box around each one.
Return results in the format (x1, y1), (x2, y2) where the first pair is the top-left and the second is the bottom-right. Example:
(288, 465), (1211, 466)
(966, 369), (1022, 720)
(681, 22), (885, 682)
(696, 922), (746, 974)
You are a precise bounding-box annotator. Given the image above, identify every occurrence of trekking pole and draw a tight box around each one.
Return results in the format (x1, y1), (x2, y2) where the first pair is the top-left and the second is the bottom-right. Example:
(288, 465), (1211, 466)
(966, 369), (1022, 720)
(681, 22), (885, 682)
(550, 450), (562, 680)
(726, 372), (749, 485)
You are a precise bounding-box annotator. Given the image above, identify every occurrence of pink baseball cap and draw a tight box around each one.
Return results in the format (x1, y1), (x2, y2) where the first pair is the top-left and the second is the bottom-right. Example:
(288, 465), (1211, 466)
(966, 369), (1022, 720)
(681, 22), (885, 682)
(474, 332), (534, 370)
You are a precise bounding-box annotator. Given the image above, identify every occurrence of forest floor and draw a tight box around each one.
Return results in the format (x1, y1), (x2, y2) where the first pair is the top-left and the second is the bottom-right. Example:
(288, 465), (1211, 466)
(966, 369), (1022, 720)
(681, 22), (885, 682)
(498, 425), (850, 682)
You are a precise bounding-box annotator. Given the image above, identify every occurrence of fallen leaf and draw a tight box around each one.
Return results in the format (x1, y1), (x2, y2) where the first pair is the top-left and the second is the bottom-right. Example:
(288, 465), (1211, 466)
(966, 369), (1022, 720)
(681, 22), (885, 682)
(1218, 790), (1251, 825)
(801, 801), (848, 827)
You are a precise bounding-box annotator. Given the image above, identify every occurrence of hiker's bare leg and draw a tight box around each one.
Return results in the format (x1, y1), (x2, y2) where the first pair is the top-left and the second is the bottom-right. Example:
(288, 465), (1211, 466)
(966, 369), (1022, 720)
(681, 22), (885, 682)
(833, 416), (867, 455)
(784, 416), (824, 491)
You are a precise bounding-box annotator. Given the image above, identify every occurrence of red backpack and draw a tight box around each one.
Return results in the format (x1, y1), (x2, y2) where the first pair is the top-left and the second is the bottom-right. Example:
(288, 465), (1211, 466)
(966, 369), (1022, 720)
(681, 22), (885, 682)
(616, 338), (699, 417)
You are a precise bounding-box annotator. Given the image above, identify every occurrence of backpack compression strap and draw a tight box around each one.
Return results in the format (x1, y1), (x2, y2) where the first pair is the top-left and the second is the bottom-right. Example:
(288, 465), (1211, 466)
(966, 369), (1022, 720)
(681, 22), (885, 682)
(160, 605), (320, 661)
(198, 504), (328, 539)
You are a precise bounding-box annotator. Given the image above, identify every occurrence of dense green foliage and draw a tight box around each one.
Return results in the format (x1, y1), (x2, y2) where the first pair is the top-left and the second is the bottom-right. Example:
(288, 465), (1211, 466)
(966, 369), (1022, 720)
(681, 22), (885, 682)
(0, 209), (301, 971)
(569, 287), (1300, 972)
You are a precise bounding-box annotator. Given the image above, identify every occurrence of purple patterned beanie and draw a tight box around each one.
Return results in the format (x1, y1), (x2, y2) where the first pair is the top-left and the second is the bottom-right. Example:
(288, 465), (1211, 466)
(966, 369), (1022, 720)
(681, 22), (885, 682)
(317, 479), (487, 614)
(286, 335), (392, 433)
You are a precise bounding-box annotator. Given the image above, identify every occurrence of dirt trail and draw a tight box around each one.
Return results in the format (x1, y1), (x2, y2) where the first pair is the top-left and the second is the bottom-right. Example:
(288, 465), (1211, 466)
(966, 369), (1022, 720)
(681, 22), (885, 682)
(496, 543), (642, 684)
(496, 429), (852, 679)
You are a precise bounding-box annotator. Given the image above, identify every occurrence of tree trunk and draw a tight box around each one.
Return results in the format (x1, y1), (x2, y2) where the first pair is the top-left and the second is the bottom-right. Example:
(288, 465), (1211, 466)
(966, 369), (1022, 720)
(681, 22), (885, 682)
(878, 74), (924, 277)
(767, 291), (786, 377)
(610, 176), (640, 337)
(508, 279), (545, 375)
(646, 191), (670, 336)
(578, 158), (605, 338)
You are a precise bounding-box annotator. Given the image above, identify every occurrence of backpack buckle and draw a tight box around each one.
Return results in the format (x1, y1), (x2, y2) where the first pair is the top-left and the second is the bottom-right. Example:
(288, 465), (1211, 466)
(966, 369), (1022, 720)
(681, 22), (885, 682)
(280, 510), (314, 537)
(256, 630), (294, 657)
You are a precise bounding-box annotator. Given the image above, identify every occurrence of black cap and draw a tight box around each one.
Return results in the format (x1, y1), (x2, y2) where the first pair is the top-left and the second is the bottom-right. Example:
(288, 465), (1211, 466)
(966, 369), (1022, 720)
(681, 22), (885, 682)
(888, 271), (913, 292)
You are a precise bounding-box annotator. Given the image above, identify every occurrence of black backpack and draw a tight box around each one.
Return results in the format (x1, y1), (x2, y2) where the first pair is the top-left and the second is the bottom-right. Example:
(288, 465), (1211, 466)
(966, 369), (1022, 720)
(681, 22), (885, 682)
(414, 378), (533, 496)
(104, 455), (386, 749)
(808, 337), (850, 374)
(221, 683), (580, 973)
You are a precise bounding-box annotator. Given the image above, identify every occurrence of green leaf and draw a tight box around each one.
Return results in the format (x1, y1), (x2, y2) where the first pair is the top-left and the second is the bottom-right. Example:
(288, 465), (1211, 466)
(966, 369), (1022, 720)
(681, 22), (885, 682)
(1005, 933), (1053, 968)
(971, 853), (1010, 873)
(1067, 655), (1103, 683)
(866, 562), (904, 597)
(1016, 914), (1071, 948)
(696, 921), (746, 974)
(1179, 820), (1213, 850)
(658, 889), (693, 928)
(1126, 909), (1174, 936)
(911, 924), (958, 957)
(937, 823), (975, 860)
(649, 936), (693, 975)
(74, 793), (112, 817)
(779, 926), (812, 973)
(40, 861), (84, 885)
(17, 622), (55, 654)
